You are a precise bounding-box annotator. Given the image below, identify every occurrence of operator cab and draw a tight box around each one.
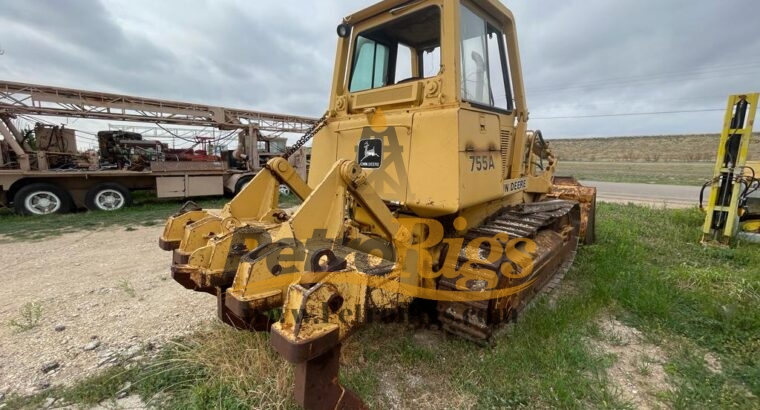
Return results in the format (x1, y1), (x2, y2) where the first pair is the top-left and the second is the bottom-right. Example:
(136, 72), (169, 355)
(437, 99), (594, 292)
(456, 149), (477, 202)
(334, 0), (521, 115)
(311, 0), (532, 216)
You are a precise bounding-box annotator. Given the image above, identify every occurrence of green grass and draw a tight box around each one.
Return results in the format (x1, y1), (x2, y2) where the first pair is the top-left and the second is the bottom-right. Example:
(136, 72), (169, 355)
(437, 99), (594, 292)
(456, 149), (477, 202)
(3, 327), (294, 410)
(557, 161), (714, 186)
(6, 204), (760, 409)
(0, 191), (301, 242)
(0, 194), (224, 242)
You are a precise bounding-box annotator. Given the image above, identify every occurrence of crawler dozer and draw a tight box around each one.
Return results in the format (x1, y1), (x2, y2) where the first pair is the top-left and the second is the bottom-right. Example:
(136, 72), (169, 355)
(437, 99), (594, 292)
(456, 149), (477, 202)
(160, 0), (596, 407)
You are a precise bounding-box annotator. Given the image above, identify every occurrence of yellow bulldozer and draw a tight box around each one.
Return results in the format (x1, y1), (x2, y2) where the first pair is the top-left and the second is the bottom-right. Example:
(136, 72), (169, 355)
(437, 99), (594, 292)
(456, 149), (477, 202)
(159, 0), (596, 408)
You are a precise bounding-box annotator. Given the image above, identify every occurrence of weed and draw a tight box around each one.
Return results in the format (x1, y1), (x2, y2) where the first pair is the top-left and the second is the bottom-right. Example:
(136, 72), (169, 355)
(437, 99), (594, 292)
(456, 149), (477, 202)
(636, 359), (652, 376)
(606, 331), (629, 347)
(4, 325), (295, 409)
(9, 301), (43, 332)
(118, 280), (137, 298)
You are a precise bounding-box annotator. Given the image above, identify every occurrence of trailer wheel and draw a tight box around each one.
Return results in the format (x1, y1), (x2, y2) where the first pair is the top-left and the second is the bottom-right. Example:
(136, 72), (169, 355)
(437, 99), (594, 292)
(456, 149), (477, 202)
(234, 175), (254, 195)
(85, 182), (132, 212)
(14, 183), (73, 215)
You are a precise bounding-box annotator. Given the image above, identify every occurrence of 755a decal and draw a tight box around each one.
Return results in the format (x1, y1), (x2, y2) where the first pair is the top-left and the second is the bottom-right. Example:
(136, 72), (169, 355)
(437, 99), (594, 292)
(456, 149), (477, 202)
(469, 155), (496, 172)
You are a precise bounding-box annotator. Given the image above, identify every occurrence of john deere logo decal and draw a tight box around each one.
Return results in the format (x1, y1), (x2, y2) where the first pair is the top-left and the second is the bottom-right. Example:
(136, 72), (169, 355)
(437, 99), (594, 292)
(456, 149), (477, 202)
(357, 139), (382, 168)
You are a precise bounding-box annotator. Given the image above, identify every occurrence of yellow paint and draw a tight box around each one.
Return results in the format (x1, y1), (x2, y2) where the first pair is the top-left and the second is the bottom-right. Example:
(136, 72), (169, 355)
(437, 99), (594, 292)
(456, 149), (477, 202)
(160, 0), (598, 359)
(702, 93), (759, 245)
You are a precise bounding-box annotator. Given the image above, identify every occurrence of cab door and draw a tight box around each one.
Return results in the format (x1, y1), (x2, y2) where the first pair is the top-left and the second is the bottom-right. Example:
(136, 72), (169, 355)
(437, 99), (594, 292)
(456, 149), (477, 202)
(457, 2), (517, 207)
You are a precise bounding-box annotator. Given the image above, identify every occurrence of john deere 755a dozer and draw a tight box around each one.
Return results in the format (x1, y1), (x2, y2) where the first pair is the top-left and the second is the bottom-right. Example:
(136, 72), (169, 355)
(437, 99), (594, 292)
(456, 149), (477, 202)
(160, 1), (596, 408)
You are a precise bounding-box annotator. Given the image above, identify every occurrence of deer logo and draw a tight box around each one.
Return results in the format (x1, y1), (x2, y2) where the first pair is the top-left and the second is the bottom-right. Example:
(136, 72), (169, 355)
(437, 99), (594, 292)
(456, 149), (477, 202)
(360, 140), (380, 163)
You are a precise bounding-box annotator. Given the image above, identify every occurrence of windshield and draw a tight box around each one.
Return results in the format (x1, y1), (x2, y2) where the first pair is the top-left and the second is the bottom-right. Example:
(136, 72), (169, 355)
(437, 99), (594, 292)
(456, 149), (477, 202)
(349, 6), (441, 93)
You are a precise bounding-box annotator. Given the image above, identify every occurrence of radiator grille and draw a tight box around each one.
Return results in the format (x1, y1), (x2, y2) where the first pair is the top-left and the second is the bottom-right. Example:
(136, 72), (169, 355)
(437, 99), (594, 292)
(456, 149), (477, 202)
(501, 129), (512, 178)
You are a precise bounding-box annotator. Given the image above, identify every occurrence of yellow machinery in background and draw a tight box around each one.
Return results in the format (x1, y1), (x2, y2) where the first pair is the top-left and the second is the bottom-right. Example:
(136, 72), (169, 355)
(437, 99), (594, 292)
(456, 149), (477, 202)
(743, 160), (760, 235)
(701, 94), (760, 245)
(159, 1), (596, 408)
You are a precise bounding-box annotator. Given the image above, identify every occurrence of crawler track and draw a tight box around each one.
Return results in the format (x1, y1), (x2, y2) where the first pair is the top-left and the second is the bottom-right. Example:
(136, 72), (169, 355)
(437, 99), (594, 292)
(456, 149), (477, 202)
(437, 200), (580, 343)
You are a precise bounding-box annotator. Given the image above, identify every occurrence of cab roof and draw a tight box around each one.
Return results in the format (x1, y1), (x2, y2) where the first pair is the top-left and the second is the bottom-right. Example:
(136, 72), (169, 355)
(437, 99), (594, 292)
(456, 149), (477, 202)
(343, 0), (514, 26)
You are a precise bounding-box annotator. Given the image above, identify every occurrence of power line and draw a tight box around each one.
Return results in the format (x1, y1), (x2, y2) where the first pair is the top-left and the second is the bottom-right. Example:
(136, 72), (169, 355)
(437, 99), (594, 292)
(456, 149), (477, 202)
(19, 114), (55, 126)
(532, 93), (731, 108)
(531, 108), (725, 120)
(154, 122), (199, 144)
(215, 129), (238, 146)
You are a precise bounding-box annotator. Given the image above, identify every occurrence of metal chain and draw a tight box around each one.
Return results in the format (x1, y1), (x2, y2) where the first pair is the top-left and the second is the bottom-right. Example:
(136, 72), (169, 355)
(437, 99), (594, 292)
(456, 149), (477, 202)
(282, 112), (329, 160)
(262, 111), (328, 177)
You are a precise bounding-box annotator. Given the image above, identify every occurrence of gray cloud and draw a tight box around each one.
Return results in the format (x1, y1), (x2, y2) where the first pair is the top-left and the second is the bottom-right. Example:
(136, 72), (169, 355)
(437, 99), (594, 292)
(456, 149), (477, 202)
(510, 0), (760, 137)
(0, 0), (178, 92)
(1, 0), (759, 140)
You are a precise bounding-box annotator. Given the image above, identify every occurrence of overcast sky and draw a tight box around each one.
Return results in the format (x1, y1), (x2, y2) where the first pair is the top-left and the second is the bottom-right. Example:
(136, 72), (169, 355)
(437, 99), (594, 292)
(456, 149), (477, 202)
(1, 0), (760, 145)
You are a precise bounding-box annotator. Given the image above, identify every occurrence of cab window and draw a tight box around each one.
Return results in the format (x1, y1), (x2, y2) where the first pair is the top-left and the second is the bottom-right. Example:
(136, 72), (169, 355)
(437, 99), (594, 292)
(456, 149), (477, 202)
(350, 37), (390, 91)
(460, 4), (513, 111)
(349, 7), (441, 93)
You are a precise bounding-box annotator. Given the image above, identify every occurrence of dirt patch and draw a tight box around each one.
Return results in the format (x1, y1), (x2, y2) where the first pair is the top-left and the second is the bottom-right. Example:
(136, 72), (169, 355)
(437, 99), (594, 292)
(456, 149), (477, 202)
(376, 365), (476, 410)
(703, 352), (723, 375)
(42, 394), (150, 410)
(0, 226), (215, 396)
(590, 316), (673, 410)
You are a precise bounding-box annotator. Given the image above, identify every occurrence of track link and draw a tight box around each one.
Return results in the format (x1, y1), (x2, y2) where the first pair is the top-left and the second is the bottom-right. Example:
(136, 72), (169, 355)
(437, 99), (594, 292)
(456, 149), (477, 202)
(437, 200), (580, 343)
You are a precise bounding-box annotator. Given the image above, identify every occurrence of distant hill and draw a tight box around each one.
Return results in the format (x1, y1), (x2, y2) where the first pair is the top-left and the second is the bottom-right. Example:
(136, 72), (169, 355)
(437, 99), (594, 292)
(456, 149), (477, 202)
(548, 134), (760, 162)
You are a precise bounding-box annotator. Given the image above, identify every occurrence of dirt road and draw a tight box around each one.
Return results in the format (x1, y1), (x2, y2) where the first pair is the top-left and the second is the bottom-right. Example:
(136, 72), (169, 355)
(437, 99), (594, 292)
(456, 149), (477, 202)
(0, 226), (216, 396)
(583, 180), (699, 208)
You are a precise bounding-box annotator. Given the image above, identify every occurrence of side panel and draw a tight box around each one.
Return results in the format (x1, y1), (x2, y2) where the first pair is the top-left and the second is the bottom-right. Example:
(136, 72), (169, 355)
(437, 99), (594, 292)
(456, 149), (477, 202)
(187, 176), (224, 197)
(156, 175), (224, 198)
(149, 161), (226, 172)
(156, 177), (185, 198)
(363, 122), (412, 202)
(319, 111), (413, 204)
(307, 125), (339, 188)
(406, 108), (460, 216)
(458, 109), (503, 209)
(313, 108), (507, 218)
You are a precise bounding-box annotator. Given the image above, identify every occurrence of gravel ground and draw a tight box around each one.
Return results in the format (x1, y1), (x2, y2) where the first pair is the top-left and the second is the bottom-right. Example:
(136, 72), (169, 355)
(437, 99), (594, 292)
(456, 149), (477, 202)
(0, 226), (215, 397)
